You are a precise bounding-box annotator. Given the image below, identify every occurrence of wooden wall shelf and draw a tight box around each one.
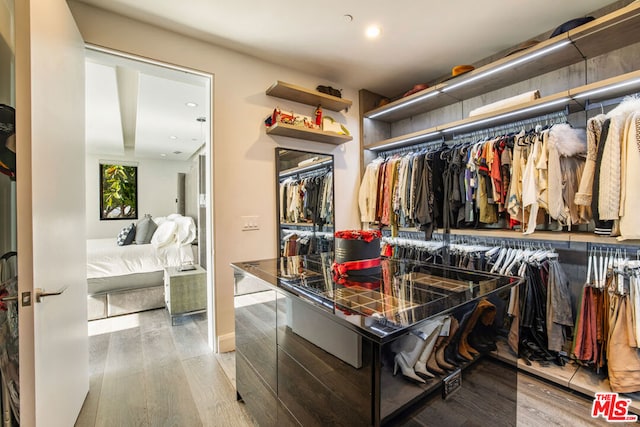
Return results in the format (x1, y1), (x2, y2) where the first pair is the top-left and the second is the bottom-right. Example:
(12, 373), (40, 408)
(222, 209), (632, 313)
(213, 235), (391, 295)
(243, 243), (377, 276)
(267, 122), (352, 145)
(266, 80), (352, 112)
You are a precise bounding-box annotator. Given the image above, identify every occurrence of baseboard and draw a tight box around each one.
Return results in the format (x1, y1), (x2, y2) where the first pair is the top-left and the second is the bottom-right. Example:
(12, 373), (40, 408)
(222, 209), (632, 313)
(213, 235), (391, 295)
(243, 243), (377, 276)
(217, 332), (235, 353)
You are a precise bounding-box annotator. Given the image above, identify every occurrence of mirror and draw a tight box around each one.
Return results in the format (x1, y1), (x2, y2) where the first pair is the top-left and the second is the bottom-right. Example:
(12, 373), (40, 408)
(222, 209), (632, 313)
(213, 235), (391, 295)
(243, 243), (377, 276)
(0, 0), (19, 423)
(276, 148), (334, 257)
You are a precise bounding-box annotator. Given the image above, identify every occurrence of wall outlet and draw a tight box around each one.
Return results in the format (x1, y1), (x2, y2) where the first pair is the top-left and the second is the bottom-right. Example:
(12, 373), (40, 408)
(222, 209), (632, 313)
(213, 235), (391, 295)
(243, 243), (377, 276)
(241, 215), (259, 231)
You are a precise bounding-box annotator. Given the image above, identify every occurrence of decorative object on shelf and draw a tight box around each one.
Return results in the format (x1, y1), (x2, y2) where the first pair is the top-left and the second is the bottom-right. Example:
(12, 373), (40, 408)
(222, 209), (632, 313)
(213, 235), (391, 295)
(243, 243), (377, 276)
(468, 90), (541, 117)
(314, 104), (322, 127)
(438, 65), (475, 84)
(265, 107), (319, 130)
(377, 97), (391, 108)
(549, 16), (595, 38)
(316, 85), (342, 98)
(332, 230), (382, 279)
(322, 116), (350, 135)
(403, 83), (429, 98)
(504, 39), (541, 57)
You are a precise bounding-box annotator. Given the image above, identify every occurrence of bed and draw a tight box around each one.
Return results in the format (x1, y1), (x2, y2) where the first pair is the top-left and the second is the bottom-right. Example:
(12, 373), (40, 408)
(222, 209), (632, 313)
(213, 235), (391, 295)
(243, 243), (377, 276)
(87, 214), (197, 320)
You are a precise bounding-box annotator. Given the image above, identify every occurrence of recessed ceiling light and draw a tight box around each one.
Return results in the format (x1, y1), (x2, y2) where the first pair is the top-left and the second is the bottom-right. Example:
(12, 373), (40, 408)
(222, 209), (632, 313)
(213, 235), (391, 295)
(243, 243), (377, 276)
(192, 138), (198, 141)
(185, 102), (198, 108)
(160, 153), (167, 157)
(169, 135), (178, 140)
(365, 25), (381, 39)
(173, 150), (182, 155)
(343, 14), (353, 23)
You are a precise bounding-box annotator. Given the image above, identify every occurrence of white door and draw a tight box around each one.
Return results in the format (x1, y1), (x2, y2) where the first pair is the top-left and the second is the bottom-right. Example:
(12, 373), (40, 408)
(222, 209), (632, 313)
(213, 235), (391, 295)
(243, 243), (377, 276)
(16, 1), (89, 426)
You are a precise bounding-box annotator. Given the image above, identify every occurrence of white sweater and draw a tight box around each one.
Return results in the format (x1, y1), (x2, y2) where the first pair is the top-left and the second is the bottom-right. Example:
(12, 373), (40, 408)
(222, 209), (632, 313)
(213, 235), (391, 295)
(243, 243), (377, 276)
(599, 97), (640, 220)
(358, 158), (383, 223)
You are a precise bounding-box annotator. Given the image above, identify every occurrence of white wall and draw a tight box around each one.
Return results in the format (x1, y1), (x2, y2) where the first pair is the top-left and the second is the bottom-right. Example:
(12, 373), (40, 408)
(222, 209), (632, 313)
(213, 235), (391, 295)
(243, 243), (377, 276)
(85, 153), (191, 239)
(68, 2), (362, 350)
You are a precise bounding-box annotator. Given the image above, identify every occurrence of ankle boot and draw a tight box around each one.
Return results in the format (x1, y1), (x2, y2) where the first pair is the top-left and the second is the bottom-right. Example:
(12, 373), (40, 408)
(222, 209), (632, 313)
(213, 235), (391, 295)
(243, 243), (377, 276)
(469, 323), (497, 353)
(414, 320), (443, 379)
(459, 299), (496, 360)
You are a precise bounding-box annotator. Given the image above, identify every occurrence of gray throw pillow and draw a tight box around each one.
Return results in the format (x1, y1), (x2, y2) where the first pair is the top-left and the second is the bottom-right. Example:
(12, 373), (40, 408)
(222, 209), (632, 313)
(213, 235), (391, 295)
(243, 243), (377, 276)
(135, 214), (158, 244)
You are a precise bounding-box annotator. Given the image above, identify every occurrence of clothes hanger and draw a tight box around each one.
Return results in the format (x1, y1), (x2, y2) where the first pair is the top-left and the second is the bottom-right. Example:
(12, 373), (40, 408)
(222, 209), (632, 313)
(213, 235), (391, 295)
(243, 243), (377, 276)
(500, 248), (520, 275)
(490, 245), (507, 273)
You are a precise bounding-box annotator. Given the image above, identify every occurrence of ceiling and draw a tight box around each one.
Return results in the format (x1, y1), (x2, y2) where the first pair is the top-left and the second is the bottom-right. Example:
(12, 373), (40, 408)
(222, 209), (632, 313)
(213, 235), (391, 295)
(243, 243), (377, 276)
(77, 0), (619, 97)
(85, 49), (210, 162)
(82, 0), (620, 160)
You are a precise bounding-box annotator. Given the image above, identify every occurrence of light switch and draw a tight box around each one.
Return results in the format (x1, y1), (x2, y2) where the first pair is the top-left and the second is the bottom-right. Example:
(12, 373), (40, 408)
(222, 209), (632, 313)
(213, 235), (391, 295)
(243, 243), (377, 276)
(241, 216), (259, 231)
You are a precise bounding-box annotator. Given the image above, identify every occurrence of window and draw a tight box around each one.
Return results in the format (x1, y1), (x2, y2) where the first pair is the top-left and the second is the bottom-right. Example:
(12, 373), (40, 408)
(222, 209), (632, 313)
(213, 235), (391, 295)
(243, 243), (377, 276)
(100, 163), (138, 220)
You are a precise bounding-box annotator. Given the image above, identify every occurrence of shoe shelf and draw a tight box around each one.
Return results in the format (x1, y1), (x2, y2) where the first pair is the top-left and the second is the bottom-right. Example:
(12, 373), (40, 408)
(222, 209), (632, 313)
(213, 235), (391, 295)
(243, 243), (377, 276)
(363, 1), (640, 123)
(491, 339), (640, 416)
(266, 122), (353, 145)
(266, 80), (353, 112)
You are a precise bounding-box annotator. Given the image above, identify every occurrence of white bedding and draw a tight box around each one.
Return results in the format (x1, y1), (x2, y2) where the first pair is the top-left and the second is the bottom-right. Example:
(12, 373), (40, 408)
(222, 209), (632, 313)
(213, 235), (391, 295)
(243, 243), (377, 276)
(87, 214), (197, 279)
(86, 239), (194, 278)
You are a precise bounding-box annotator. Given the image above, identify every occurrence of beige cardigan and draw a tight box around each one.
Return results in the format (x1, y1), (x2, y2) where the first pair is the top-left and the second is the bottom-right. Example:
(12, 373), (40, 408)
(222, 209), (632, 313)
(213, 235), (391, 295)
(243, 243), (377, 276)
(618, 111), (640, 241)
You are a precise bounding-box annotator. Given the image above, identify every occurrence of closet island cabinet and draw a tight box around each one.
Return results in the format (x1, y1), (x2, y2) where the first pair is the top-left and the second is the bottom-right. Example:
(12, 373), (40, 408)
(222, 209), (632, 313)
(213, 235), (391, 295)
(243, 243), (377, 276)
(233, 255), (521, 426)
(266, 81), (353, 145)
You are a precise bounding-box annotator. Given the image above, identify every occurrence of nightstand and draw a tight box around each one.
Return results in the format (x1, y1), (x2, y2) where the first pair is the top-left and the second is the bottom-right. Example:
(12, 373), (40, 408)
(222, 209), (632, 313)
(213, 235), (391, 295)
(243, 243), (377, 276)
(164, 265), (206, 324)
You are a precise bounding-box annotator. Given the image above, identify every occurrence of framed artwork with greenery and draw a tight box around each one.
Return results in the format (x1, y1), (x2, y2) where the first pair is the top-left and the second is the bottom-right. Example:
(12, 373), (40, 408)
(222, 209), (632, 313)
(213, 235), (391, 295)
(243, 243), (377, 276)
(100, 163), (138, 220)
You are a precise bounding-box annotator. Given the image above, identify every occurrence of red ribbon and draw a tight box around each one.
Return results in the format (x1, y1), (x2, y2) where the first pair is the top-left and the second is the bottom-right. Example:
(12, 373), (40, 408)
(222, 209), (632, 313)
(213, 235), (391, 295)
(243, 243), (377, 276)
(332, 258), (381, 282)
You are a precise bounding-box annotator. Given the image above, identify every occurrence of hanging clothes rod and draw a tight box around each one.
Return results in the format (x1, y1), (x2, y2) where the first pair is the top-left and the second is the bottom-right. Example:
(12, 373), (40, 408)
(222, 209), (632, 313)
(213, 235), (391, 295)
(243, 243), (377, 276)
(584, 92), (640, 112)
(449, 109), (568, 143)
(297, 166), (330, 180)
(281, 228), (333, 239)
(279, 158), (332, 179)
(377, 137), (445, 158)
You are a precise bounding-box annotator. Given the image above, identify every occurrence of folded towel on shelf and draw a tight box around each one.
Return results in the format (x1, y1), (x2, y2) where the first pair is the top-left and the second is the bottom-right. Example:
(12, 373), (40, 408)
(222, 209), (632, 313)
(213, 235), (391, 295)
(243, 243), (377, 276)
(469, 90), (541, 117)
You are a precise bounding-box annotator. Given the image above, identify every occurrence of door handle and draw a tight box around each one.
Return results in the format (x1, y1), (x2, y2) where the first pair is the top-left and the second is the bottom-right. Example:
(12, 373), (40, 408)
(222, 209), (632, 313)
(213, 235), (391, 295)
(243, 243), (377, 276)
(35, 287), (67, 303)
(0, 295), (17, 302)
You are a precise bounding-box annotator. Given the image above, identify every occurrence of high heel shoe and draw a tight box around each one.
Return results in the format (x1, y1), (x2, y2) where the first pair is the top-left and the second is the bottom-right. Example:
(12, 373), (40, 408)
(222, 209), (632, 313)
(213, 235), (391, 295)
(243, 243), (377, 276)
(414, 323), (442, 379)
(393, 353), (425, 384)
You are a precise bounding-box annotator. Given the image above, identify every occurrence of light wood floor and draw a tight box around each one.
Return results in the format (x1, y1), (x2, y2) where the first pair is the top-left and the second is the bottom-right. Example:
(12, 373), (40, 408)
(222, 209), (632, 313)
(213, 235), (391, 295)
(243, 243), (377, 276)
(75, 308), (637, 426)
(75, 309), (256, 427)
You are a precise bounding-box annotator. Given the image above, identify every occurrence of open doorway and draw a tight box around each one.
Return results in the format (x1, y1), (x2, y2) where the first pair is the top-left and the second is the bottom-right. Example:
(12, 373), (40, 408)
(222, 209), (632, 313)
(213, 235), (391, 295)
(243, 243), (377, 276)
(82, 46), (215, 347)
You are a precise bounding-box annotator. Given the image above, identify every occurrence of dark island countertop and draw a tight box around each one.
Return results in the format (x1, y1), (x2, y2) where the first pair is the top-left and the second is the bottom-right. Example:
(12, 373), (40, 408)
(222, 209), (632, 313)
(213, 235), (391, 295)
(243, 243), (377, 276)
(232, 254), (520, 344)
